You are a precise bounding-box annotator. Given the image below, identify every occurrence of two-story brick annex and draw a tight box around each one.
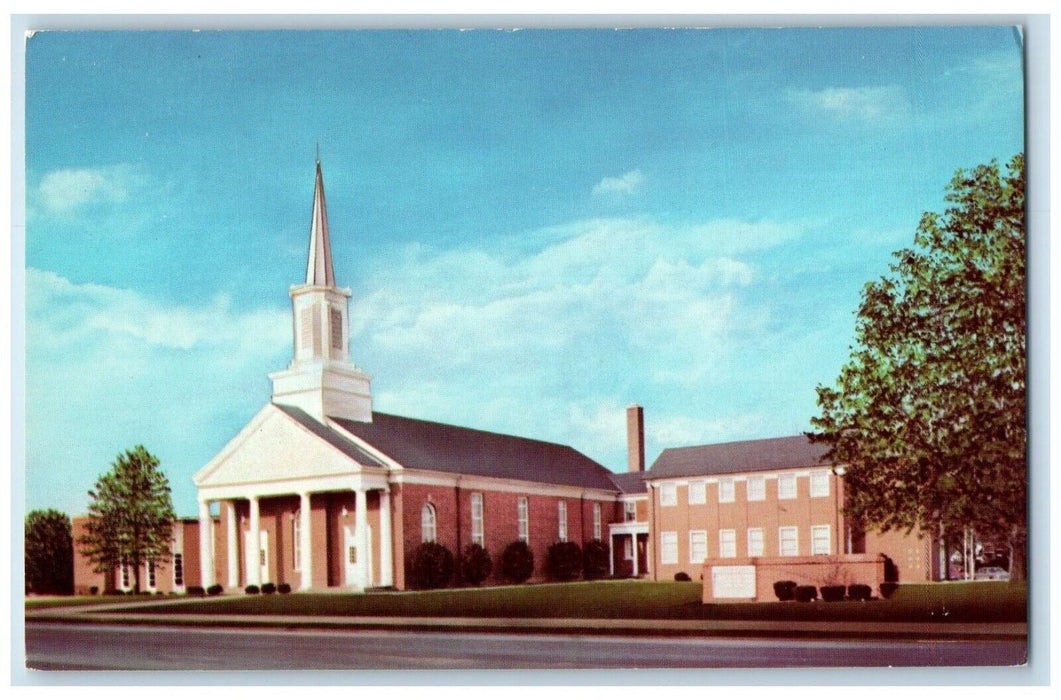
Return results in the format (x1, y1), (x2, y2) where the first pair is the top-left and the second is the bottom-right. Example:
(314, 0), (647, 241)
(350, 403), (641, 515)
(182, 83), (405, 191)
(72, 162), (937, 598)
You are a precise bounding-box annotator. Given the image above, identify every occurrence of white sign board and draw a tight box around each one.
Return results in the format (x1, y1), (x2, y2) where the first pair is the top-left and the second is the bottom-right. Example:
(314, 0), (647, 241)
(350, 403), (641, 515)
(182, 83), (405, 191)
(711, 565), (756, 598)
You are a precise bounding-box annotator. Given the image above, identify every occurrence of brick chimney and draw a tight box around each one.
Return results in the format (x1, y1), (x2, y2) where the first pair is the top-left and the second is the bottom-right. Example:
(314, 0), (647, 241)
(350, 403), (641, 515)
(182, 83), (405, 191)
(626, 404), (645, 473)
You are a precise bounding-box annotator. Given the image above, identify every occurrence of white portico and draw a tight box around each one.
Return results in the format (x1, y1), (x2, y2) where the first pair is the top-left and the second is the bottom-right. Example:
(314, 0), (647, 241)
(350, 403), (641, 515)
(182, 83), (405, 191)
(193, 159), (393, 591)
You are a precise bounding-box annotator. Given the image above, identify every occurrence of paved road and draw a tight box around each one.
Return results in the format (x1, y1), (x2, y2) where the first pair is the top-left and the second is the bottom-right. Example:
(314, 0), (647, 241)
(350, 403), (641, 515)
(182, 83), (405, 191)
(24, 622), (1027, 671)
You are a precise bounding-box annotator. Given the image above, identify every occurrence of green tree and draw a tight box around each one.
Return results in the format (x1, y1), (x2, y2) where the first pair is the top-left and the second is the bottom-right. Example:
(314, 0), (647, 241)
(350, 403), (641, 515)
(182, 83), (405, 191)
(810, 154), (1026, 580)
(25, 509), (74, 595)
(78, 446), (177, 593)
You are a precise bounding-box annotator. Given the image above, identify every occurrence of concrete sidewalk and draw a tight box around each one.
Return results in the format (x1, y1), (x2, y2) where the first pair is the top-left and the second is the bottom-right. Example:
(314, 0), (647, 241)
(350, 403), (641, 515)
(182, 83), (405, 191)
(26, 603), (1027, 640)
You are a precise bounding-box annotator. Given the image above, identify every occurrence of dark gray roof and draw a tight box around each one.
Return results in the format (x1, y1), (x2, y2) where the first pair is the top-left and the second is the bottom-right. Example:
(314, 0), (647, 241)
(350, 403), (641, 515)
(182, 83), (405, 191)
(648, 435), (831, 479)
(330, 412), (619, 491)
(276, 405), (384, 467)
(609, 471), (648, 494)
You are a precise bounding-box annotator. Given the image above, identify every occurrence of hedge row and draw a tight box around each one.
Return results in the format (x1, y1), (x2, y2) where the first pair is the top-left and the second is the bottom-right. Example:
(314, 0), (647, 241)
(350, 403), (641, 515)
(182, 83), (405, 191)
(773, 581), (886, 602)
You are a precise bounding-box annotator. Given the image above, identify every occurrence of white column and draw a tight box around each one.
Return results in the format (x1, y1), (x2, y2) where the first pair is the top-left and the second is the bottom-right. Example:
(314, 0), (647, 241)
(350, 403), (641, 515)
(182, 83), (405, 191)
(355, 488), (369, 589)
(249, 496), (261, 588)
(378, 489), (393, 587)
(299, 492), (313, 591)
(608, 535), (615, 577)
(198, 499), (215, 589)
(632, 535), (639, 577)
(226, 501), (239, 589)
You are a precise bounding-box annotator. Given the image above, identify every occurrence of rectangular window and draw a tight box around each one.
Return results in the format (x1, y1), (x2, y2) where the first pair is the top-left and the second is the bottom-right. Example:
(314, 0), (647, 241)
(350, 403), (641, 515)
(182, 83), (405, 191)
(688, 481), (706, 505)
(718, 478), (735, 503)
(293, 513), (301, 571)
(173, 553), (184, 586)
(624, 500), (637, 522)
(779, 526), (799, 556)
(593, 503), (602, 540)
(689, 530), (708, 564)
(719, 529), (737, 558)
(558, 501), (568, 542)
(747, 528), (764, 557)
(660, 531), (678, 565)
(623, 537), (634, 560)
(147, 561), (156, 589)
(747, 475), (766, 502)
(660, 484), (677, 507)
(778, 473), (797, 500)
(471, 493), (484, 546)
(517, 497), (529, 542)
(330, 308), (343, 350)
(810, 471), (830, 498)
(811, 525), (831, 555)
(120, 561), (130, 589)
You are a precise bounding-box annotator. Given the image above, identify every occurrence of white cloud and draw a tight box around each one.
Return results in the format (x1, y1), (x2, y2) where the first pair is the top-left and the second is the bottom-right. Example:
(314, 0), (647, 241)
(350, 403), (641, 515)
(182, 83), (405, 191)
(35, 165), (140, 214)
(592, 169), (644, 196)
(789, 85), (911, 123)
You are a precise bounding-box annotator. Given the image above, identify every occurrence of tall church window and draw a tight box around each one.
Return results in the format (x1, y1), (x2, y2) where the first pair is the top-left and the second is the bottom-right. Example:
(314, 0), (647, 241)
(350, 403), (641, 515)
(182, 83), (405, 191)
(592, 503), (602, 540)
(558, 501), (568, 542)
(147, 561), (157, 589)
(470, 493), (484, 546)
(293, 511), (301, 571)
(330, 308), (343, 350)
(517, 497), (529, 542)
(421, 503), (437, 543)
(173, 553), (184, 587)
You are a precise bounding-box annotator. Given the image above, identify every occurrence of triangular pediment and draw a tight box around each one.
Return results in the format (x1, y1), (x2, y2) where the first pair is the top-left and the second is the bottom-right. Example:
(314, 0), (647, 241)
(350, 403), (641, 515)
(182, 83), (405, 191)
(194, 404), (373, 487)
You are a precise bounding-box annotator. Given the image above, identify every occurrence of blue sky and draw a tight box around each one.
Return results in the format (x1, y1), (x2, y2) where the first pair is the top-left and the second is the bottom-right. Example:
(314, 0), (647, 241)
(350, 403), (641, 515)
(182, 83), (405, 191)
(23, 27), (1024, 518)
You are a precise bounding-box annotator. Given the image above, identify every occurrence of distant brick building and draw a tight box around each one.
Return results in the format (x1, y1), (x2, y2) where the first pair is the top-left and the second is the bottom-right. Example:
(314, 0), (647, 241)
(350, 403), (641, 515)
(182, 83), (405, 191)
(71, 161), (936, 597)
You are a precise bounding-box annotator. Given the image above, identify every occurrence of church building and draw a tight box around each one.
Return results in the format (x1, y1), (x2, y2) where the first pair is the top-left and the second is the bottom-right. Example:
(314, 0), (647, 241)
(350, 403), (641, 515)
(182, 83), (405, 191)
(71, 161), (939, 597)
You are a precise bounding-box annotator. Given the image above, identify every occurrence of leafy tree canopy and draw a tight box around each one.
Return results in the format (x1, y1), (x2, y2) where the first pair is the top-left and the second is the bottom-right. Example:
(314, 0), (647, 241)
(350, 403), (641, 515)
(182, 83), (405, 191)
(25, 509), (74, 595)
(78, 445), (177, 592)
(810, 154), (1025, 577)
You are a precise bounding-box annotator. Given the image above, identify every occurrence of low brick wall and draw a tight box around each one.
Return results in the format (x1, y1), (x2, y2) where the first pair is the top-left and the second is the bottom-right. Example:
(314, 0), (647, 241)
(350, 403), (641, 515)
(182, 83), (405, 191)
(702, 554), (885, 602)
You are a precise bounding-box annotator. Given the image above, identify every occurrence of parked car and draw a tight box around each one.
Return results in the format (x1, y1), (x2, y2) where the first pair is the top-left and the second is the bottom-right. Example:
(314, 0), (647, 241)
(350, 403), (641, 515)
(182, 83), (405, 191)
(974, 566), (1010, 581)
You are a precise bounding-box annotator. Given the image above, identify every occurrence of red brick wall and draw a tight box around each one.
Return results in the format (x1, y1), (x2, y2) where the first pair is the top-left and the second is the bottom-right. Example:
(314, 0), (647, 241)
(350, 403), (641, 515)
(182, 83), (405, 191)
(702, 554), (885, 602)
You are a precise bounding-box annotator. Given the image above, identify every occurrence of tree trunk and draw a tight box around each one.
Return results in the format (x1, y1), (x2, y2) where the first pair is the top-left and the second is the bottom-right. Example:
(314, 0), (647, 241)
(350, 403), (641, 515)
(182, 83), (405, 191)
(1008, 530), (1027, 582)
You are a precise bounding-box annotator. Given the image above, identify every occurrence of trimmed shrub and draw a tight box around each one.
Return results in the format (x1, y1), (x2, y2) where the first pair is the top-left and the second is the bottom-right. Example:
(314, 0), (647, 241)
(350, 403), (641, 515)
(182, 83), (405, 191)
(244, 584), (260, 595)
(411, 541), (455, 590)
(847, 584), (872, 601)
(820, 585), (846, 602)
(207, 584), (223, 596)
(674, 571), (692, 582)
(794, 585), (818, 603)
(773, 580), (798, 601)
(114, 590), (126, 596)
(501, 540), (535, 584)
(546, 541), (583, 581)
(186, 585), (205, 596)
(880, 582), (900, 599)
(89, 586), (99, 595)
(461, 543), (493, 586)
(582, 539), (610, 581)
(261, 582), (277, 594)
(277, 583), (292, 594)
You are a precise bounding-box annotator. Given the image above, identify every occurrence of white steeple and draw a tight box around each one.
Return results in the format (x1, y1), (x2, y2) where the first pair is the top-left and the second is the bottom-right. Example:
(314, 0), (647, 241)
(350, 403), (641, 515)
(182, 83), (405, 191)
(269, 160), (373, 423)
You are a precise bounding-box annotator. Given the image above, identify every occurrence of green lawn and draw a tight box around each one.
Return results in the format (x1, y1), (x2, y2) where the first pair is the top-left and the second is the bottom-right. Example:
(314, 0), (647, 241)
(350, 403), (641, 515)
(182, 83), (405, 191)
(25, 593), (180, 610)
(77, 580), (1025, 624)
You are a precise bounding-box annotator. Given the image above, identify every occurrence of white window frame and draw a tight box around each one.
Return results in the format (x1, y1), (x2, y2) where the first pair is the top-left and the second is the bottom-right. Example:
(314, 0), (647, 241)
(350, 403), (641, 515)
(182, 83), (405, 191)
(592, 503), (602, 540)
(689, 530), (708, 564)
(778, 473), (797, 500)
(623, 537), (635, 561)
(660, 483), (677, 507)
(470, 493), (484, 546)
(811, 525), (831, 556)
(688, 481), (706, 505)
(517, 497), (529, 542)
(810, 471), (830, 498)
(421, 503), (437, 543)
(660, 531), (678, 565)
(779, 526), (799, 556)
(719, 529), (737, 558)
(747, 528), (764, 557)
(558, 501), (568, 542)
(292, 510), (301, 571)
(746, 475), (766, 502)
(624, 500), (637, 522)
(718, 478), (735, 503)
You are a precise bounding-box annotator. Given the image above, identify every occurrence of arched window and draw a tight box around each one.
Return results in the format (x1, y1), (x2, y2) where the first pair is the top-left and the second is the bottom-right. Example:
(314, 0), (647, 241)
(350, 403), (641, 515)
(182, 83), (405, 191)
(421, 503), (437, 543)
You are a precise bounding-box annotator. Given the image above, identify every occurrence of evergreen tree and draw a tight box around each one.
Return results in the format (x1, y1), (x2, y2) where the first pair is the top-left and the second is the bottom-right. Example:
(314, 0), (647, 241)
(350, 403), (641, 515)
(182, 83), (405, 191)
(78, 445), (177, 592)
(25, 509), (74, 595)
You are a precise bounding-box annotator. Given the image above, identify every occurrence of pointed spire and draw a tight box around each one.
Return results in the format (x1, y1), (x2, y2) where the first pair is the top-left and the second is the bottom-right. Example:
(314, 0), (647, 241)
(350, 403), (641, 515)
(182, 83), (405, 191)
(305, 159), (335, 287)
